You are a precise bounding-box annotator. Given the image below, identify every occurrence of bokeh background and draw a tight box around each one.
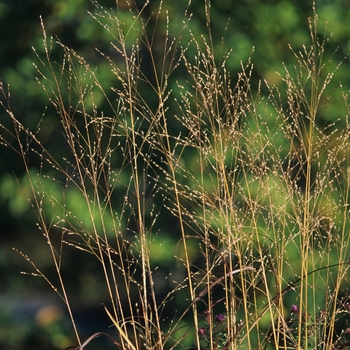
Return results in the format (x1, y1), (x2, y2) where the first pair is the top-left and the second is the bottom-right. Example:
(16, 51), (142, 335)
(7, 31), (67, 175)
(1, 0), (350, 349)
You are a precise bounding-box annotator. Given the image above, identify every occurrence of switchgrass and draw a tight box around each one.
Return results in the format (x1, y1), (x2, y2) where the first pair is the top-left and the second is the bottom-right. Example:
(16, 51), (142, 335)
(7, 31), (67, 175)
(1, 0), (350, 349)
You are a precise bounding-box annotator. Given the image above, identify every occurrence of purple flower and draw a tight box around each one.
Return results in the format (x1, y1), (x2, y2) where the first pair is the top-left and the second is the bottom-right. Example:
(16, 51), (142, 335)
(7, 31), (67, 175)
(291, 305), (299, 313)
(215, 314), (226, 323)
(198, 328), (206, 336)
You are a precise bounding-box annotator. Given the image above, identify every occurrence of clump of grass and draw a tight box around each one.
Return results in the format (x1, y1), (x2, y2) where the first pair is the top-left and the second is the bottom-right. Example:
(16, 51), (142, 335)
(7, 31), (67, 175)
(1, 0), (350, 349)
(280, 304), (350, 349)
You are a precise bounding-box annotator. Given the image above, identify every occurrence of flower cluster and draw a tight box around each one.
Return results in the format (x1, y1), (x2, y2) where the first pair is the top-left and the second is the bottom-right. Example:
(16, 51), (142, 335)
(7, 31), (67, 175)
(195, 311), (228, 349)
(283, 304), (350, 350)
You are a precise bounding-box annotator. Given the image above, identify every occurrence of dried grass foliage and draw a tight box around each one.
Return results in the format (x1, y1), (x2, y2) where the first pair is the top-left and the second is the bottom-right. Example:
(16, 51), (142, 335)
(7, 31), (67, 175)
(1, 1), (350, 349)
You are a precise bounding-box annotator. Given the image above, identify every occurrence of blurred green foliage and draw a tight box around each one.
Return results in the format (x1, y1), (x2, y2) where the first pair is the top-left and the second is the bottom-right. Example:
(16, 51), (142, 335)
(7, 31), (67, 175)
(1, 0), (350, 349)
